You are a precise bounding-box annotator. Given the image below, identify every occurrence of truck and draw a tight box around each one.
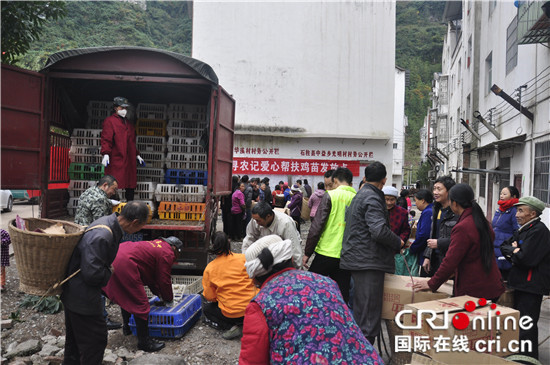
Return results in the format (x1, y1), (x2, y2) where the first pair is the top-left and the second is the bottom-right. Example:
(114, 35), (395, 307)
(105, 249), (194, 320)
(1, 46), (235, 273)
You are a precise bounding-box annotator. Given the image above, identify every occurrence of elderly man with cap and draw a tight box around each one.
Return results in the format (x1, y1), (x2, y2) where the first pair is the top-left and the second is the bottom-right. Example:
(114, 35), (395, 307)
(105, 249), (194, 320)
(100, 96), (144, 202)
(103, 236), (184, 352)
(500, 196), (550, 360)
(239, 235), (382, 364)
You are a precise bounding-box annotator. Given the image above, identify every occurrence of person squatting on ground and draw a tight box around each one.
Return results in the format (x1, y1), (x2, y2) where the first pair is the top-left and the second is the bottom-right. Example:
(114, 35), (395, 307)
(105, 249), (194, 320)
(201, 232), (259, 340)
(242, 201), (303, 269)
(422, 175), (457, 277)
(340, 161), (404, 345)
(74, 175), (119, 227)
(500, 196), (550, 360)
(413, 184), (504, 301)
(100, 97), (143, 201)
(304, 167), (356, 303)
(61, 201), (149, 365)
(239, 235), (383, 364)
(492, 186), (520, 280)
(103, 236), (184, 352)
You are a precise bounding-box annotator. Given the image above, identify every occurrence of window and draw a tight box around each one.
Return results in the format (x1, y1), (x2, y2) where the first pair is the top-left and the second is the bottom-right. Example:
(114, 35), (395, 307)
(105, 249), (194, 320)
(499, 157), (511, 191)
(458, 59), (462, 87)
(534, 141), (550, 204)
(480, 160), (487, 198)
(393, 143), (398, 149)
(485, 52), (493, 95)
(506, 17), (518, 75)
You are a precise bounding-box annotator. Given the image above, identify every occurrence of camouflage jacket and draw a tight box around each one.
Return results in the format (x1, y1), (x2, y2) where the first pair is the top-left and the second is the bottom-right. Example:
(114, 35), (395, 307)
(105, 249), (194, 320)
(74, 186), (112, 226)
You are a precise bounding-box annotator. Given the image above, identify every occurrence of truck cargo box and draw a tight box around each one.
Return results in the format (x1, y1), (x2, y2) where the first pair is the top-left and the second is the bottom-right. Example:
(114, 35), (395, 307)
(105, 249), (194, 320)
(1, 47), (236, 271)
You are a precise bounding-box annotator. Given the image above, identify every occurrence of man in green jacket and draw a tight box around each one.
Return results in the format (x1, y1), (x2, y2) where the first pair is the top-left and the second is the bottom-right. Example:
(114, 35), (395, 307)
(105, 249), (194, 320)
(303, 167), (356, 303)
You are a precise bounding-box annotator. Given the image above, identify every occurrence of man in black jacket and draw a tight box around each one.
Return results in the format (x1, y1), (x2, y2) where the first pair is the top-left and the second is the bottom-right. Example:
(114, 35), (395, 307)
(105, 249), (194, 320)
(340, 162), (403, 345)
(61, 201), (149, 365)
(500, 196), (550, 360)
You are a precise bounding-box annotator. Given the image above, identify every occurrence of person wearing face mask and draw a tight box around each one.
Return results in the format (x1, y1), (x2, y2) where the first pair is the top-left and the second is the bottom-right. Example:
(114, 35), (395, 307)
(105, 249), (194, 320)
(100, 97), (144, 202)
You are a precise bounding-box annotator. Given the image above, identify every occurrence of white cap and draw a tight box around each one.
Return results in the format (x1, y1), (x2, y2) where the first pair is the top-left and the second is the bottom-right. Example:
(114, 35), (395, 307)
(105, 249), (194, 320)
(382, 186), (399, 198)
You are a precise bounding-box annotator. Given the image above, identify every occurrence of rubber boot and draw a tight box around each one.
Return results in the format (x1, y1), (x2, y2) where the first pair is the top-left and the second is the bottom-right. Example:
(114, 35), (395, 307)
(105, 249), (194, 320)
(135, 316), (165, 352)
(121, 308), (132, 336)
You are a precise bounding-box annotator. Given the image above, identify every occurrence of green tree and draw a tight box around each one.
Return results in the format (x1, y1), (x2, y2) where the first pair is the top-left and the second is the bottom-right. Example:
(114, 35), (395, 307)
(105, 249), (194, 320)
(396, 1), (446, 183)
(1, 1), (66, 64)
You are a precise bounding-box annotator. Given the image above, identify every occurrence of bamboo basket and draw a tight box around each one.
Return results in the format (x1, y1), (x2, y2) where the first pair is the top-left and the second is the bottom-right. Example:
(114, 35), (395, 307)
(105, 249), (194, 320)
(8, 218), (85, 296)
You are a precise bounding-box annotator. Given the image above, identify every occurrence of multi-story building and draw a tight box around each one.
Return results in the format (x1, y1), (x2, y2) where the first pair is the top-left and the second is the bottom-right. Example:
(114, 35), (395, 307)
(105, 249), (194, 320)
(424, 0), (550, 223)
(394, 66), (407, 190)
(192, 1), (398, 191)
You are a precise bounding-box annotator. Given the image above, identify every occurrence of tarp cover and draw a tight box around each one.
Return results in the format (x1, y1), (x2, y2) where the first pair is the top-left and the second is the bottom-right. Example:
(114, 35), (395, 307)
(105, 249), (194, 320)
(42, 46), (219, 85)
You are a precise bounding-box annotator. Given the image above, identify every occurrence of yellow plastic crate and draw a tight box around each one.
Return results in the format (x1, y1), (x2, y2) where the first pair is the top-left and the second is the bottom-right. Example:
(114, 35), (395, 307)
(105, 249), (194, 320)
(136, 119), (166, 137)
(158, 202), (205, 221)
(113, 201), (153, 223)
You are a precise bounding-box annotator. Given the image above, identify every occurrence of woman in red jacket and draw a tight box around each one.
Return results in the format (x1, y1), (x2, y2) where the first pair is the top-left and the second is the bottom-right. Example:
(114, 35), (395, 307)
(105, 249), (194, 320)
(413, 184), (504, 301)
(100, 97), (143, 201)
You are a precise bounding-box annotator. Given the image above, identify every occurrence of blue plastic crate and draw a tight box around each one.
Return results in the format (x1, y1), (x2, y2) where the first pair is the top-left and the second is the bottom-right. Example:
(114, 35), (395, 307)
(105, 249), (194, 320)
(183, 170), (207, 186)
(164, 169), (186, 184)
(129, 294), (202, 338)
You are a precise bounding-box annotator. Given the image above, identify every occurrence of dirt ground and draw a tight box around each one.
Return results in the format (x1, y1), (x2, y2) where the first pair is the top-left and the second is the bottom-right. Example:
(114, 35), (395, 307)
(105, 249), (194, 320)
(0, 245), (242, 364)
(0, 221), (319, 364)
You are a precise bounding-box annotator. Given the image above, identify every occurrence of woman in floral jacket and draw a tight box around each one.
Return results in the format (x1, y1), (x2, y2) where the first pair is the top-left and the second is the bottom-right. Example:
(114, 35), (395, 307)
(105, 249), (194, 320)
(239, 235), (382, 365)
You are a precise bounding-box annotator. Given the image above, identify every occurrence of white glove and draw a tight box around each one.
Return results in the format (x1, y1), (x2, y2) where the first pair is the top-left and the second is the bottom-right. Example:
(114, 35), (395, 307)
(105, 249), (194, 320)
(137, 155), (145, 165)
(102, 154), (110, 167)
(110, 199), (120, 206)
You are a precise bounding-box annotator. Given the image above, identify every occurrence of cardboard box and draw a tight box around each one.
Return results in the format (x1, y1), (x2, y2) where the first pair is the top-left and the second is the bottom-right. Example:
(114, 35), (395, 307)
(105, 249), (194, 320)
(403, 296), (520, 358)
(382, 274), (453, 320)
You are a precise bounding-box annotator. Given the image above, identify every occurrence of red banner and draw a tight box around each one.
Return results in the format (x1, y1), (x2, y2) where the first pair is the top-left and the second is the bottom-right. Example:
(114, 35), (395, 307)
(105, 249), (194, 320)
(232, 157), (360, 176)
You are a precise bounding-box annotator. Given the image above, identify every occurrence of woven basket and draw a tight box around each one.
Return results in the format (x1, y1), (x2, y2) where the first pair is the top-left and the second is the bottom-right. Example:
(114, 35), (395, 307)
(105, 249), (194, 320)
(8, 218), (85, 296)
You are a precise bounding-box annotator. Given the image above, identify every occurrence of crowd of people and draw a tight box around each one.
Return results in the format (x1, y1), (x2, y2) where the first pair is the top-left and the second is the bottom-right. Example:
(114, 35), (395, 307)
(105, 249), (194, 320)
(27, 150), (546, 363)
(217, 162), (549, 363)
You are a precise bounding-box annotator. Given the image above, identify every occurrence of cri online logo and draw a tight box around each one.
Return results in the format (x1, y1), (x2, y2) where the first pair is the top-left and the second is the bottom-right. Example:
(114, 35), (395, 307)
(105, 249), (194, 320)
(452, 298), (494, 329)
(395, 298), (534, 331)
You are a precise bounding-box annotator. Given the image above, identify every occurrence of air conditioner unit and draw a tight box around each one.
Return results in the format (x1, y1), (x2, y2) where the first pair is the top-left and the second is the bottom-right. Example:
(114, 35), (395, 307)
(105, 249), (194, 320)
(428, 170), (437, 178)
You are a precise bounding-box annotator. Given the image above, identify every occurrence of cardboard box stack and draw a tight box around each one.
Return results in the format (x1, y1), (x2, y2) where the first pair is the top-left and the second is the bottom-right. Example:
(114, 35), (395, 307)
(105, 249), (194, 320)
(402, 296), (520, 358)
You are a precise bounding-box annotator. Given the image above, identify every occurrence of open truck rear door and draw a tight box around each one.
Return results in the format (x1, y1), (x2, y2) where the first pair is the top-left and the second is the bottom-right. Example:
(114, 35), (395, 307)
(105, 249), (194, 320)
(1, 64), (46, 191)
(210, 86), (235, 196)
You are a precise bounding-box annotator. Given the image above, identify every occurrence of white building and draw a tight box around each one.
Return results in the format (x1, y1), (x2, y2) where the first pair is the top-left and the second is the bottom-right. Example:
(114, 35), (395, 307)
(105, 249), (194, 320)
(192, 1), (397, 191)
(393, 66), (407, 190)
(425, 0), (550, 223)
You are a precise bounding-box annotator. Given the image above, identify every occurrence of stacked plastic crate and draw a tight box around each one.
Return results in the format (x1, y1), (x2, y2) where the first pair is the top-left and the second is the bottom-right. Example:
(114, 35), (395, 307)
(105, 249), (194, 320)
(86, 100), (112, 129)
(135, 104), (167, 185)
(67, 129), (104, 215)
(157, 104), (208, 221)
